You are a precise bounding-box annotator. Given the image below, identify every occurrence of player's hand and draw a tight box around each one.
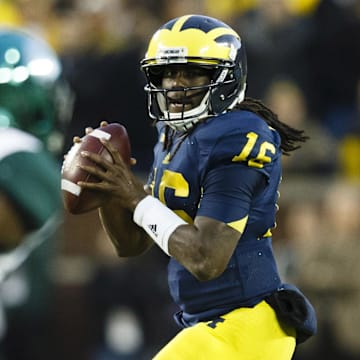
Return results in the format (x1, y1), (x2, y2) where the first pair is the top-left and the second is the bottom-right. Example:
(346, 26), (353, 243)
(77, 132), (145, 211)
(71, 121), (107, 145)
(71, 122), (137, 165)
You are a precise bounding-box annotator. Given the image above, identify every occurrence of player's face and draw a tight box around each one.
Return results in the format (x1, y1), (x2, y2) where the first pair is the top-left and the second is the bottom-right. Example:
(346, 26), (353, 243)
(161, 65), (211, 113)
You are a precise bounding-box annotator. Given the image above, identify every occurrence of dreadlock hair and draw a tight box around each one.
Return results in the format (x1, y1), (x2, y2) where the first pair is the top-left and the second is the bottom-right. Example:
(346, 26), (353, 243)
(237, 97), (309, 156)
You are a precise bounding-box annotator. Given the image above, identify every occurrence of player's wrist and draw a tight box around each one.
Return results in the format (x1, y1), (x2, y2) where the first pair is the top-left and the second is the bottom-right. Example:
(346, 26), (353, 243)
(129, 193), (148, 212)
(133, 195), (186, 256)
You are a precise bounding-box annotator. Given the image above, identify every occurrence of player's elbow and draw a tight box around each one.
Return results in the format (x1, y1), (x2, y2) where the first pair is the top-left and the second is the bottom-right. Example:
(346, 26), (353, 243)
(189, 257), (226, 281)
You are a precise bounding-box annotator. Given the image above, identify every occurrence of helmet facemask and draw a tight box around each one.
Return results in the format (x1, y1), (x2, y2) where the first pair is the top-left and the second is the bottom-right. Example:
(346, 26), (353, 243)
(157, 86), (211, 131)
(143, 62), (245, 131)
(144, 64), (217, 131)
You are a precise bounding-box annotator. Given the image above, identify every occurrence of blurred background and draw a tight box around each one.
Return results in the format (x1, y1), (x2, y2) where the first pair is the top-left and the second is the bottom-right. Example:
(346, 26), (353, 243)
(0, 0), (359, 359)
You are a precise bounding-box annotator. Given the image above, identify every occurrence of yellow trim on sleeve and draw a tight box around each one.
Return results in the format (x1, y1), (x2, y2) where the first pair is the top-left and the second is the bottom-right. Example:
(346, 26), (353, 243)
(262, 229), (273, 238)
(227, 215), (248, 233)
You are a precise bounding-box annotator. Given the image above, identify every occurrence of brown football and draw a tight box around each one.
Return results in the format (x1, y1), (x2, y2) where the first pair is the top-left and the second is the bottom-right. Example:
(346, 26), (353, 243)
(61, 123), (131, 214)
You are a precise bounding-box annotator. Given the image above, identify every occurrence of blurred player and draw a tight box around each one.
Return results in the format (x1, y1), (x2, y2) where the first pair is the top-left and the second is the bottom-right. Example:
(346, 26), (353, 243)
(75, 15), (316, 359)
(0, 27), (72, 359)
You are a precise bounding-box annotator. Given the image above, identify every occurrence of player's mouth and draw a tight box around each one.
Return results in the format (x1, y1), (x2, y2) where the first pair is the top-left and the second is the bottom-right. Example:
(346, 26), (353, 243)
(165, 88), (207, 112)
(167, 97), (192, 112)
(169, 103), (192, 112)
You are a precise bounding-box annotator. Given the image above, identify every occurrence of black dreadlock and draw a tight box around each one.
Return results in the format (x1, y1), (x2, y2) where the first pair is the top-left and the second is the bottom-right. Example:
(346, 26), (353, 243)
(162, 125), (191, 161)
(237, 97), (309, 155)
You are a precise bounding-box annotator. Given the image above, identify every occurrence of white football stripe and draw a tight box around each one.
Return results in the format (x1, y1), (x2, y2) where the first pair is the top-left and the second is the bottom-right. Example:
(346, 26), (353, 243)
(89, 129), (111, 141)
(61, 179), (82, 196)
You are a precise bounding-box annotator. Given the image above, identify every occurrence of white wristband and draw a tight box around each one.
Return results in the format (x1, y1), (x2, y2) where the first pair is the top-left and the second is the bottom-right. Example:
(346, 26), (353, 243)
(133, 196), (186, 256)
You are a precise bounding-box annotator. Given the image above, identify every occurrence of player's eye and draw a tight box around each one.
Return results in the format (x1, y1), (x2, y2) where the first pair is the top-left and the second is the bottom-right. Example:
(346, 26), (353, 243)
(162, 67), (211, 80)
(163, 69), (178, 78)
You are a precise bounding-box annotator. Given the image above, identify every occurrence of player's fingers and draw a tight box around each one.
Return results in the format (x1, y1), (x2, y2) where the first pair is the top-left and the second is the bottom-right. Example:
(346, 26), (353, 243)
(80, 151), (114, 171)
(77, 163), (104, 177)
(73, 136), (82, 143)
(100, 138), (126, 165)
(77, 180), (111, 192)
(130, 157), (137, 166)
(77, 165), (129, 191)
(100, 121), (108, 127)
(85, 127), (93, 135)
(77, 163), (112, 181)
(78, 161), (122, 184)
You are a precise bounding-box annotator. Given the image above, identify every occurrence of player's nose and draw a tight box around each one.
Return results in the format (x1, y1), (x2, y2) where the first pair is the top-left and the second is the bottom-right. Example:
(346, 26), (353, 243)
(169, 72), (187, 87)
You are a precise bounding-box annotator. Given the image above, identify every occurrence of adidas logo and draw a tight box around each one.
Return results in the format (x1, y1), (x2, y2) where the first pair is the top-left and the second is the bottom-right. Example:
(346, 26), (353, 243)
(148, 224), (158, 237)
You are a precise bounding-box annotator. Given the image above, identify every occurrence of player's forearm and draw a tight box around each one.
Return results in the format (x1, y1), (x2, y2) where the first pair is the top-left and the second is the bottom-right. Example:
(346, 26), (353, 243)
(132, 196), (240, 280)
(99, 200), (153, 257)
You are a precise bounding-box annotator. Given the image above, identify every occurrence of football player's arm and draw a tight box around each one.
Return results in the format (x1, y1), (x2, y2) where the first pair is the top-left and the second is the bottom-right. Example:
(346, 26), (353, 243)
(98, 197), (153, 258)
(98, 190), (239, 276)
(133, 164), (265, 281)
(169, 216), (241, 281)
(78, 139), (260, 277)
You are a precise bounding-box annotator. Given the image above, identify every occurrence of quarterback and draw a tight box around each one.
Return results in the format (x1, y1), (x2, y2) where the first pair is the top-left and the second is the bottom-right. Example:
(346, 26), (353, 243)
(77, 14), (317, 359)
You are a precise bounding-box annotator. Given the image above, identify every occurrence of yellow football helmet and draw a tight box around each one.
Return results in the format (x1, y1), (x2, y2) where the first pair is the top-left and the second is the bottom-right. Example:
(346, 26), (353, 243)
(141, 14), (247, 131)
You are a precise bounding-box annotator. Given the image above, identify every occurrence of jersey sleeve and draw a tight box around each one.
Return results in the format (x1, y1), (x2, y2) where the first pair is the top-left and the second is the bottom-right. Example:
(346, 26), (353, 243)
(197, 115), (281, 231)
(198, 163), (266, 229)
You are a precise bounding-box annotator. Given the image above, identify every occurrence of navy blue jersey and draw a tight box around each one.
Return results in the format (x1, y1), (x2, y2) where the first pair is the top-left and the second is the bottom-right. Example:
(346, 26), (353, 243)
(148, 110), (283, 326)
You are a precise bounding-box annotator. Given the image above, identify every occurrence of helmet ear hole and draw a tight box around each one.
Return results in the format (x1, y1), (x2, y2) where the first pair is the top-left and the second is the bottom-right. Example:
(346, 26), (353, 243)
(210, 86), (235, 113)
(210, 65), (244, 114)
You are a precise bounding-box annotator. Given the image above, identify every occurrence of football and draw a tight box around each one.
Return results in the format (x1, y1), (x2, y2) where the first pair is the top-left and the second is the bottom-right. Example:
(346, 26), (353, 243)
(61, 123), (131, 214)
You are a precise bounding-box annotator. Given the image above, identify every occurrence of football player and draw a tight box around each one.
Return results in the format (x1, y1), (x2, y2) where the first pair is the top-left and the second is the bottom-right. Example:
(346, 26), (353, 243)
(76, 15), (317, 359)
(0, 27), (72, 358)
(0, 26), (71, 255)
